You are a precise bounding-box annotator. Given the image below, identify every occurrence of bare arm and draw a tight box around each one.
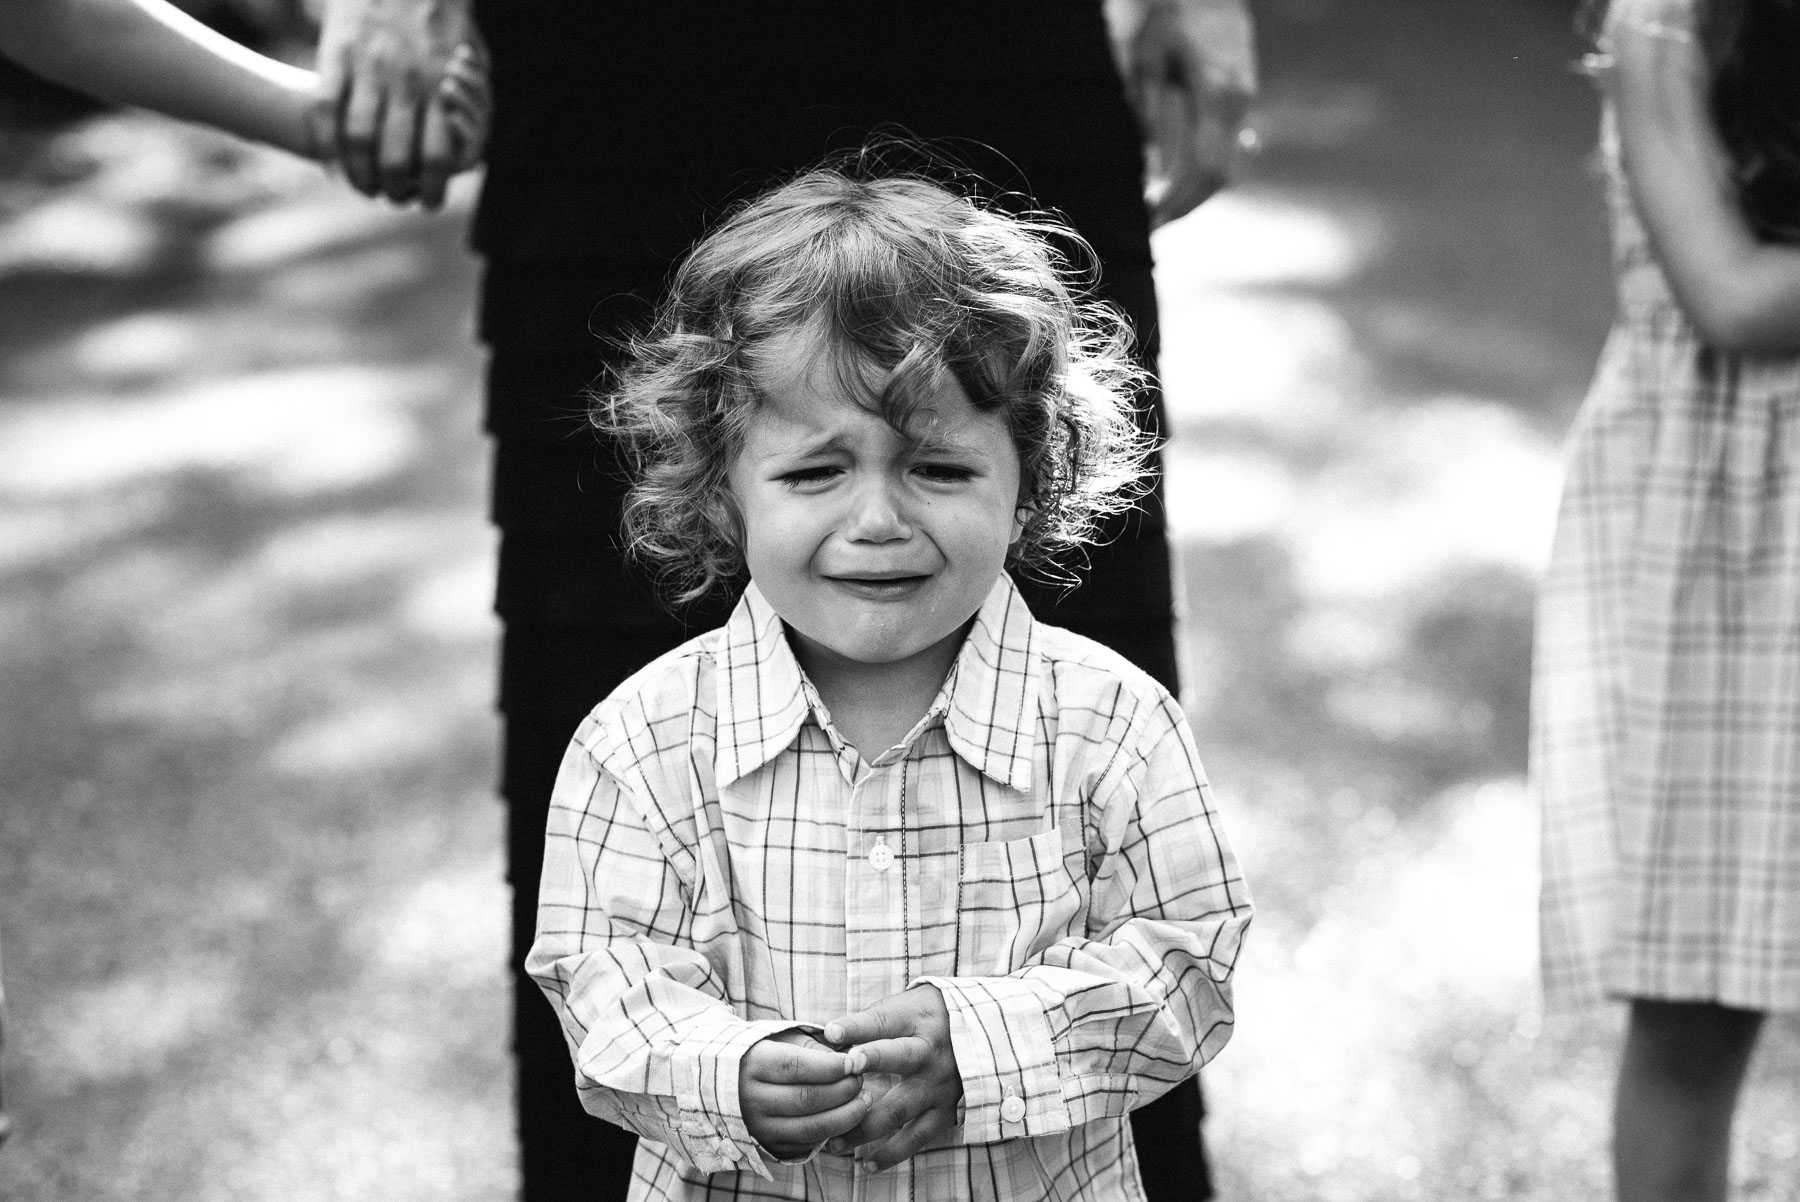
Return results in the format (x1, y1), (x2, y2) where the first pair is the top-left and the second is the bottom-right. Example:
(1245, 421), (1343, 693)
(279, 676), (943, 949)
(1614, 20), (1800, 350)
(0, 0), (318, 157)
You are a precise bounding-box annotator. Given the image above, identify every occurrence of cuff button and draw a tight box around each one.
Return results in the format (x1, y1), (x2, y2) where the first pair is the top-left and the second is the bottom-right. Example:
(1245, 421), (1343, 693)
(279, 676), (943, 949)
(1000, 1094), (1026, 1124)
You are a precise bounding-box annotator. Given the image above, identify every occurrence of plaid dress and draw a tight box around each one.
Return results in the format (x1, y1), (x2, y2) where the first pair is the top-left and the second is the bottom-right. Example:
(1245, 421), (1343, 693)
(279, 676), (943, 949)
(1535, 0), (1800, 1012)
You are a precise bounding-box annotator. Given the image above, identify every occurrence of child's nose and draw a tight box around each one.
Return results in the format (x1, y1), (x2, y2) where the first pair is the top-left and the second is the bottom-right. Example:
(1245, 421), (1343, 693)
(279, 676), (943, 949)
(844, 478), (911, 542)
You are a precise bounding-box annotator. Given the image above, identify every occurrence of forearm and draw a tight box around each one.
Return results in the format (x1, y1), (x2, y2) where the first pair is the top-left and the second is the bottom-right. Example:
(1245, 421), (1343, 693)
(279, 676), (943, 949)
(1669, 236), (1800, 352)
(918, 913), (1243, 1143)
(1613, 21), (1800, 351)
(0, 0), (318, 156)
(1625, 124), (1800, 350)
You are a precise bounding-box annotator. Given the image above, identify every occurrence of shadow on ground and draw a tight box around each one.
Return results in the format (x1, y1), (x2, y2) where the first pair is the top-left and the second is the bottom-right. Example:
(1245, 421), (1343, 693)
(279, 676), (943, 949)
(0, 117), (512, 1199)
(1167, 3), (1800, 1200)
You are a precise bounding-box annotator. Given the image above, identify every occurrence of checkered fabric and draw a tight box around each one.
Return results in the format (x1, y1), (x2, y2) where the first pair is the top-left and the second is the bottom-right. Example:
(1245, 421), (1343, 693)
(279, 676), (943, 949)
(528, 575), (1250, 1200)
(1535, 0), (1800, 1013)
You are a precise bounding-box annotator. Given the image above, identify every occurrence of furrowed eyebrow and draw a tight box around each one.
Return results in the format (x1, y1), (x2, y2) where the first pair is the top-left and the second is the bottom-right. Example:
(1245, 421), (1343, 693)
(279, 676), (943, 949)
(770, 431), (850, 460)
(908, 432), (987, 458)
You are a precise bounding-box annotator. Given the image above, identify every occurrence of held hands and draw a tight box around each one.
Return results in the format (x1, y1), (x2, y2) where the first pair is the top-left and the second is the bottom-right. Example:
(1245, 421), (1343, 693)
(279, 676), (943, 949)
(821, 985), (965, 1173)
(309, 0), (492, 208)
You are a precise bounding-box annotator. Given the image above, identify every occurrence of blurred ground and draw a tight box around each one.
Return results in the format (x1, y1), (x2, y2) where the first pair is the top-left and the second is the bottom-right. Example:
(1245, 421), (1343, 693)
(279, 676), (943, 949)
(5, 1), (1800, 1200)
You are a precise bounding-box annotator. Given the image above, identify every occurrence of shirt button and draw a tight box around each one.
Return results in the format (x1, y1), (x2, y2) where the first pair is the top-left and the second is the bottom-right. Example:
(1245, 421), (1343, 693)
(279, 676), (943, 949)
(1000, 1094), (1027, 1124)
(868, 842), (895, 871)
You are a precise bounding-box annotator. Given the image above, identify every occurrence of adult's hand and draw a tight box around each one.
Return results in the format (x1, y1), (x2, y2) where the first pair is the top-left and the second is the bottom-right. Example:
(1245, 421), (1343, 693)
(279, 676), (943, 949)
(1109, 0), (1257, 227)
(311, 0), (491, 208)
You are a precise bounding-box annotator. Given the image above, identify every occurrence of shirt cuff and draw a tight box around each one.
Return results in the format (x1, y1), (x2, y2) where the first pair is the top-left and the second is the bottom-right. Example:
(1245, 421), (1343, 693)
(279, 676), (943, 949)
(913, 975), (1069, 1146)
(670, 1018), (806, 1178)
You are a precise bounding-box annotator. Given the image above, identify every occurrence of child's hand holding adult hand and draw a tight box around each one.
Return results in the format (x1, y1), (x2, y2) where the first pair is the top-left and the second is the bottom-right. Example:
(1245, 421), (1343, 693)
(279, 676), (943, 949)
(821, 985), (964, 1171)
(740, 1029), (869, 1161)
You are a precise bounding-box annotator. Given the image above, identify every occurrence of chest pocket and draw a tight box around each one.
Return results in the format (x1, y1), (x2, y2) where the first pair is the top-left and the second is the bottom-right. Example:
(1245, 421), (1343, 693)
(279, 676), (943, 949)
(954, 827), (1083, 976)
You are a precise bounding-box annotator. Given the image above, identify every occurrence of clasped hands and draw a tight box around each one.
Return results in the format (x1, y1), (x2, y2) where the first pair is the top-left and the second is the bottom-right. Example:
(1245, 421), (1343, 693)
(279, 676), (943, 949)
(308, 0), (492, 209)
(740, 984), (964, 1173)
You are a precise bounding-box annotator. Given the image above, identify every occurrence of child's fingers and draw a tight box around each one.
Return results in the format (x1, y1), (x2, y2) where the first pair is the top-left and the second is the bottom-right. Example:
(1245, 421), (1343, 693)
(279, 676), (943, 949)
(845, 1034), (932, 1077)
(828, 1073), (934, 1151)
(745, 1039), (858, 1086)
(749, 1087), (871, 1150)
(856, 1103), (959, 1172)
(744, 1073), (864, 1118)
(823, 1003), (903, 1049)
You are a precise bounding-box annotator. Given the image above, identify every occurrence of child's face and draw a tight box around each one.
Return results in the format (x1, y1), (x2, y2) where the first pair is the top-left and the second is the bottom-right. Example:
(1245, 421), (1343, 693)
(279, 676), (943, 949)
(727, 329), (1025, 681)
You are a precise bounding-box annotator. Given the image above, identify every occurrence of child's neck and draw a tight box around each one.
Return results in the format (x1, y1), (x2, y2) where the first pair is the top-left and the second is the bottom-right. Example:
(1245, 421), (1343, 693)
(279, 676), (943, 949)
(789, 627), (967, 762)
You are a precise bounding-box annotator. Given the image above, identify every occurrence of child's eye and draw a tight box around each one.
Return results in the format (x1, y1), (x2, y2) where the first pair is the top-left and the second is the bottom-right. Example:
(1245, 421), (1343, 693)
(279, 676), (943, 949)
(914, 462), (975, 483)
(778, 465), (840, 487)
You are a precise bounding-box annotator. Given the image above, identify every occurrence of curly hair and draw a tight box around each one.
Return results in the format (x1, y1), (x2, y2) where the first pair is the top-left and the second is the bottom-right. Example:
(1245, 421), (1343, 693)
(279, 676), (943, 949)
(594, 165), (1156, 607)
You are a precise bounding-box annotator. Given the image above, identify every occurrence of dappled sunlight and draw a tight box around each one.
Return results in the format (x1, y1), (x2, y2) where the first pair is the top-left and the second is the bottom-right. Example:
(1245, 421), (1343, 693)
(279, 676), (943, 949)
(1154, 187), (1379, 292)
(0, 192), (162, 274)
(255, 511), (486, 591)
(205, 188), (438, 274)
(0, 366), (444, 496)
(0, 104), (504, 1202)
(257, 243), (432, 310)
(1164, 445), (1299, 543)
(268, 676), (489, 776)
(1209, 779), (1612, 1199)
(401, 549), (500, 641)
(1158, 293), (1358, 430)
(0, 488), (166, 573)
(1165, 388), (1560, 596)
(67, 311), (209, 380)
(45, 956), (240, 1084)
(356, 859), (509, 982)
(20, 1), (1800, 1197)
(1289, 397), (1561, 595)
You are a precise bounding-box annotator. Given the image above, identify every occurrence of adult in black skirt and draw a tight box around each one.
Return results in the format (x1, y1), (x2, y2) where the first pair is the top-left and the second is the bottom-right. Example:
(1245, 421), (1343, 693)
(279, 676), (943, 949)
(311, 2), (1254, 1197)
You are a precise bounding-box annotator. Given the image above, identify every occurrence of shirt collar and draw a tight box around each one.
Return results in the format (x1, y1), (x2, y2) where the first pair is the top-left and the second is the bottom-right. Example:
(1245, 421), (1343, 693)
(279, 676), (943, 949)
(713, 575), (1041, 792)
(941, 574), (1039, 793)
(713, 581), (811, 787)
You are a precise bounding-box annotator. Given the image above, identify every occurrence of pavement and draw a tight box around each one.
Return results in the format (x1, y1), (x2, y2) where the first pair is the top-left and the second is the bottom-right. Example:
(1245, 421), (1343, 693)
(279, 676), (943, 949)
(3, 1), (1800, 1199)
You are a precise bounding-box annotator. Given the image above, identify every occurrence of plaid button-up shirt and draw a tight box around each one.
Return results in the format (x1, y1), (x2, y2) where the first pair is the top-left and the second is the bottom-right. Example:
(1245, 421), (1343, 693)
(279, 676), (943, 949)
(528, 575), (1251, 1201)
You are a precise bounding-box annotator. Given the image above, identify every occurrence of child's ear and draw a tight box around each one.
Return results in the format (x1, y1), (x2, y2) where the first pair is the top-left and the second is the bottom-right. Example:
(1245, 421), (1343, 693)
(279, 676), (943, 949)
(1010, 502), (1032, 547)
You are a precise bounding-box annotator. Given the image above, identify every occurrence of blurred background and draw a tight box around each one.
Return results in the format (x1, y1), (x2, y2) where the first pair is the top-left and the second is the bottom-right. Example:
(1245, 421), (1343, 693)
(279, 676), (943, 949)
(4, 0), (1800, 1198)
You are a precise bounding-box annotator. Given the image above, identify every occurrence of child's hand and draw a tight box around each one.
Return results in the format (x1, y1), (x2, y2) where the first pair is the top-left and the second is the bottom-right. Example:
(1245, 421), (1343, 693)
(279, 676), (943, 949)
(740, 1029), (868, 1161)
(821, 985), (964, 1171)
